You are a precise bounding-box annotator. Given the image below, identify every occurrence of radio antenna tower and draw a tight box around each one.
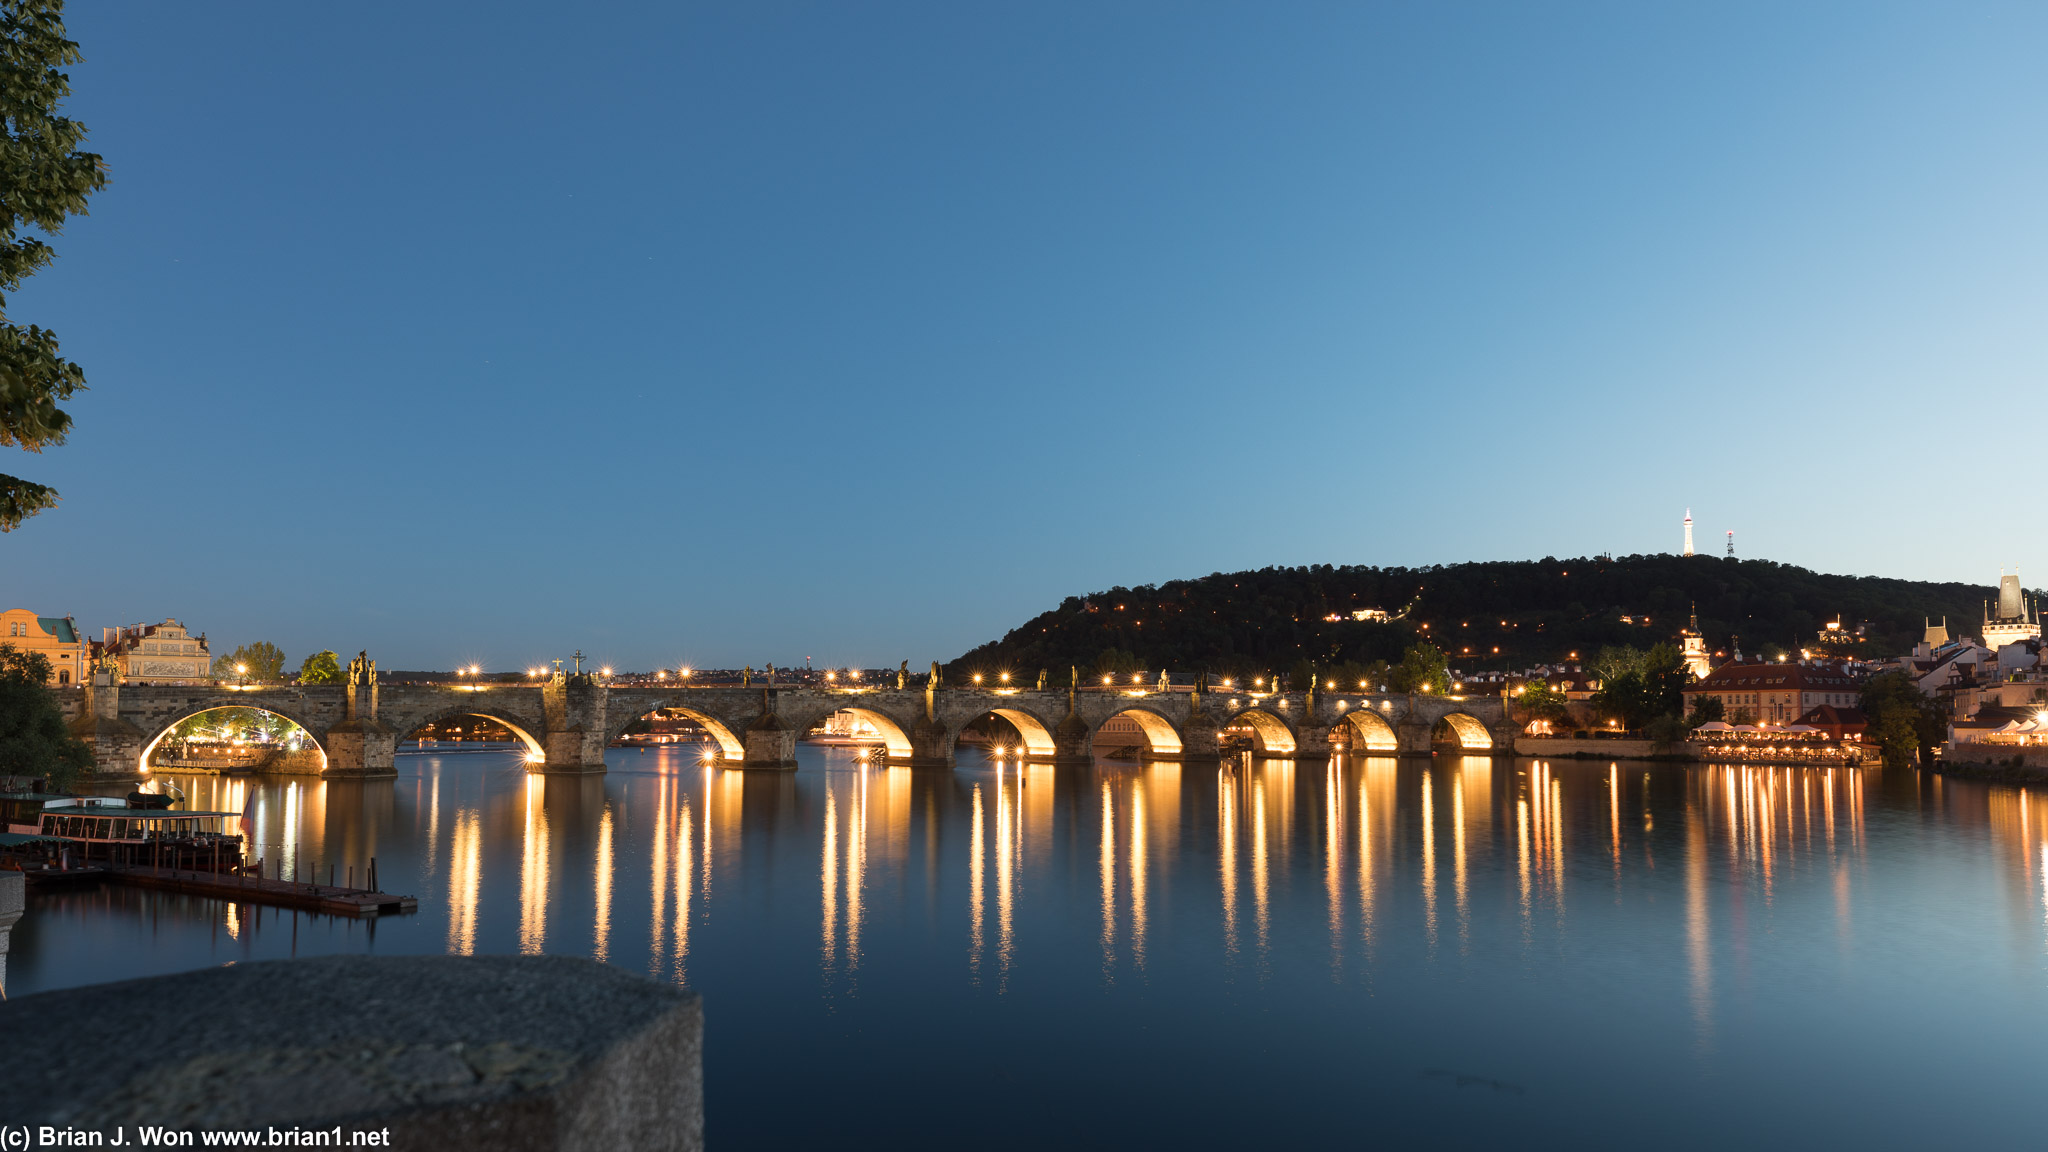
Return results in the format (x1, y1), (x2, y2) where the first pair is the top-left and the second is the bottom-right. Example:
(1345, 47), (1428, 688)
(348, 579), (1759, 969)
(1725, 530), (1735, 558)
(1683, 509), (1695, 557)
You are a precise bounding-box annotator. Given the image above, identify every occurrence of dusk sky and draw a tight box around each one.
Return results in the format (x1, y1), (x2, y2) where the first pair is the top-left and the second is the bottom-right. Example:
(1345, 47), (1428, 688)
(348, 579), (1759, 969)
(7, 2), (2043, 671)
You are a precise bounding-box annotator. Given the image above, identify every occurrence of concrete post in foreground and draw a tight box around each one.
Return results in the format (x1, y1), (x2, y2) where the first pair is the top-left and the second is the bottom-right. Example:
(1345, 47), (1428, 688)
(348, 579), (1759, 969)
(0, 954), (702, 1152)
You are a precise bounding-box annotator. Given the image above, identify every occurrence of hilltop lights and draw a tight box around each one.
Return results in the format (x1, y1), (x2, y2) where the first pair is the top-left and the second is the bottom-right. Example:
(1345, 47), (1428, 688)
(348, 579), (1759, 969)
(973, 673), (983, 684)
(1000, 671), (1010, 684)
(1102, 675), (1113, 685)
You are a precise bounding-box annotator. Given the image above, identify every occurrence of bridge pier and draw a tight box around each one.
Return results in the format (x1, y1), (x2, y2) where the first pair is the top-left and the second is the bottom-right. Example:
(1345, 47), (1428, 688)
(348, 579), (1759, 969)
(540, 675), (610, 774)
(1052, 711), (1092, 766)
(538, 728), (608, 774)
(323, 720), (397, 779)
(742, 710), (797, 769)
(904, 717), (954, 769)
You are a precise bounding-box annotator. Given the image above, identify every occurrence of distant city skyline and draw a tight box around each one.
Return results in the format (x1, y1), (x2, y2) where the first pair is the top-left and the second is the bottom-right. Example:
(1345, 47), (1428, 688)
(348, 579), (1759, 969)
(5, 3), (2042, 668)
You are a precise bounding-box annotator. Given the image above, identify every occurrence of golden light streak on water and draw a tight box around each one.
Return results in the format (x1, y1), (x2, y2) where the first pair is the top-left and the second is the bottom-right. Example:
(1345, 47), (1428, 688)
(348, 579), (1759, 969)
(1252, 770), (1271, 966)
(969, 784), (985, 979)
(1357, 768), (1375, 952)
(446, 809), (480, 955)
(847, 766), (868, 974)
(1452, 764), (1469, 946)
(282, 781), (302, 882)
(593, 802), (614, 962)
(423, 768), (442, 883)
(1420, 768), (1437, 951)
(1609, 764), (1621, 870)
(993, 764), (1011, 985)
(1759, 770), (1775, 903)
(1220, 766), (1238, 963)
(700, 765), (715, 900)
(1549, 773), (1565, 919)
(1516, 791), (1532, 935)
(1325, 762), (1343, 976)
(1824, 768), (1835, 852)
(821, 784), (838, 970)
(225, 900), (240, 941)
(652, 774), (673, 974)
(674, 803), (693, 983)
(1131, 777), (1148, 972)
(1099, 776), (1116, 979)
(519, 774), (549, 954)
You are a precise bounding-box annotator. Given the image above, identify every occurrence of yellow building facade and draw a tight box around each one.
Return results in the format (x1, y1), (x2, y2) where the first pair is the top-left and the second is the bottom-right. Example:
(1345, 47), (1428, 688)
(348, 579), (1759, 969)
(1, 609), (86, 685)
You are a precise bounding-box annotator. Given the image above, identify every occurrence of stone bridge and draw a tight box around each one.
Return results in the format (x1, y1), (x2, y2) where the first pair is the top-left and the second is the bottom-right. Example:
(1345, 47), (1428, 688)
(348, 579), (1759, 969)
(58, 668), (1516, 780)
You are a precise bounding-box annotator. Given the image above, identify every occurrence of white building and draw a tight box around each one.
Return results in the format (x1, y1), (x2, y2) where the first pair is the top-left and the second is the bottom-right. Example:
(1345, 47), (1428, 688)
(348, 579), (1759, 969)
(1983, 570), (2041, 653)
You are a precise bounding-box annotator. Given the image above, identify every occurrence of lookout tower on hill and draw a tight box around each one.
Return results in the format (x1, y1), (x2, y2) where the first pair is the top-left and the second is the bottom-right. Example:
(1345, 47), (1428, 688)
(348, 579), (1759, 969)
(1682, 509), (1694, 557)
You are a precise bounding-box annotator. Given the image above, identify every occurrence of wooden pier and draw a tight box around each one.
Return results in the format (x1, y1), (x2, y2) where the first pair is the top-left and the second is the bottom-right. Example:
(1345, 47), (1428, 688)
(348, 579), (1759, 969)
(107, 864), (418, 917)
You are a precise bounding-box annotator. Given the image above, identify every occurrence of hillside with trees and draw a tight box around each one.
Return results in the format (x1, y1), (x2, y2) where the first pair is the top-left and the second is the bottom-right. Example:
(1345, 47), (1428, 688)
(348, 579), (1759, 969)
(949, 554), (2015, 683)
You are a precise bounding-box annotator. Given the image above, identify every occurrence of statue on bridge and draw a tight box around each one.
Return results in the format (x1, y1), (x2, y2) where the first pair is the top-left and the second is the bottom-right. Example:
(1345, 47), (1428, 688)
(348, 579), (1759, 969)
(347, 651), (375, 685)
(898, 661), (908, 690)
(1036, 669), (1046, 692)
(765, 663), (775, 685)
(1158, 669), (1170, 694)
(742, 666), (752, 687)
(929, 661), (940, 687)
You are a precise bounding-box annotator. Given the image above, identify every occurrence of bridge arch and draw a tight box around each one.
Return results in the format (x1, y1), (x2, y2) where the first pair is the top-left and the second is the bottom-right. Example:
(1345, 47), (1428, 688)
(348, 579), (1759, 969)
(1339, 707), (1400, 752)
(971, 706), (1059, 757)
(1219, 707), (1297, 755)
(1432, 711), (1494, 751)
(832, 706), (916, 759)
(393, 706), (549, 761)
(1091, 706), (1184, 757)
(138, 700), (330, 774)
(606, 703), (747, 762)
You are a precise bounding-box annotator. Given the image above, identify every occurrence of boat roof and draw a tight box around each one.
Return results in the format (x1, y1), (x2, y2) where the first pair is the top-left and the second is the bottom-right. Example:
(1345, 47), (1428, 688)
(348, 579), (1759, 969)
(0, 832), (66, 847)
(37, 806), (240, 819)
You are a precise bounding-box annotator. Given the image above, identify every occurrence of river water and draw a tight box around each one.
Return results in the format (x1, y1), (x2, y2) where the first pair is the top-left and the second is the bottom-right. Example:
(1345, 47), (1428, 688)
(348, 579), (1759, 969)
(11, 747), (2048, 1148)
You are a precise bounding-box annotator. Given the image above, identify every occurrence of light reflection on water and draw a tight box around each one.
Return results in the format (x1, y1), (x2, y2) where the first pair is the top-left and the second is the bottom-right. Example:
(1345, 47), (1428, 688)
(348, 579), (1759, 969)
(12, 746), (2048, 1148)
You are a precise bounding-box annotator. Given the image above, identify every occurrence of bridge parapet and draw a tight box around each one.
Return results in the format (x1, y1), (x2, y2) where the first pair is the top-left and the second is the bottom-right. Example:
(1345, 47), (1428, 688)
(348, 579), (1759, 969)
(58, 679), (1515, 780)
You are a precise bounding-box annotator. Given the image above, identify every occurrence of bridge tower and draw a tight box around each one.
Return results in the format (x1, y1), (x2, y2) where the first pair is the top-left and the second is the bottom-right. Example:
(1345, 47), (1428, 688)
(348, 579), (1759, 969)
(541, 667), (610, 773)
(69, 667), (145, 779)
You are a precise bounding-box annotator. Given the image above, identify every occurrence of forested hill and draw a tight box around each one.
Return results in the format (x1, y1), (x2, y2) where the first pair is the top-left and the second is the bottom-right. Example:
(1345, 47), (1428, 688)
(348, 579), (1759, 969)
(949, 555), (2017, 679)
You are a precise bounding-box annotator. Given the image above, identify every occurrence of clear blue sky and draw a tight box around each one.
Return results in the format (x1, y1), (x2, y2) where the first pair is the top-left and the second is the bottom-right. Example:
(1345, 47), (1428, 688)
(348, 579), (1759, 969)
(6, 2), (2043, 671)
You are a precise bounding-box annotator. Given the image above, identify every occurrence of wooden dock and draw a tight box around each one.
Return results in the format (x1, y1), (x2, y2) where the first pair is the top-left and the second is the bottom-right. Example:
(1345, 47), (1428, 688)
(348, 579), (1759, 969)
(107, 864), (418, 917)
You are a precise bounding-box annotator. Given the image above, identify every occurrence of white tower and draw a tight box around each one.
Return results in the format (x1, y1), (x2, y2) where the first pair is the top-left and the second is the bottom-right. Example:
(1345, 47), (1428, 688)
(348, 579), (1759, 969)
(1682, 509), (1694, 557)
(1983, 567), (2041, 651)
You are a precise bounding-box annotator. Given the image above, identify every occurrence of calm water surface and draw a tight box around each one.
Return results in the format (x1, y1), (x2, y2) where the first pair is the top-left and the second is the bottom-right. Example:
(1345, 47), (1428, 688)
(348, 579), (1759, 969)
(13, 747), (2048, 1149)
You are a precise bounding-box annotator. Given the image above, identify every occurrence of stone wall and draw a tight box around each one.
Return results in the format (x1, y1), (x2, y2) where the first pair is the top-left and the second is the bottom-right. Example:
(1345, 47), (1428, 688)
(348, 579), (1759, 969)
(0, 955), (701, 1151)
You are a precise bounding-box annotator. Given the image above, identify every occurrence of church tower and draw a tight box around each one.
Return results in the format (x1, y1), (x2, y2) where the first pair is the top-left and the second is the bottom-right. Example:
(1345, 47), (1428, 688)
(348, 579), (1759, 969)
(1682, 509), (1694, 557)
(1680, 605), (1711, 680)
